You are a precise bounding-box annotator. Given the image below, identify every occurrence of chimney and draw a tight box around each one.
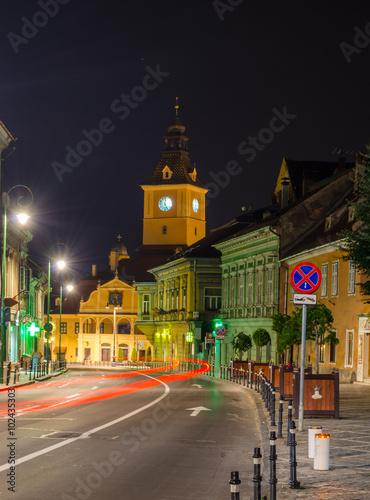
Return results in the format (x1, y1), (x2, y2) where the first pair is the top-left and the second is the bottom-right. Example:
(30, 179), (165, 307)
(92, 264), (97, 277)
(281, 177), (290, 209)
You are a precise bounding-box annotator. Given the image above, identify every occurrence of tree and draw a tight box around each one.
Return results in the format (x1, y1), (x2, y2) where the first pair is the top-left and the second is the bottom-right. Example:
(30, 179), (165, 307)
(342, 146), (370, 300)
(146, 346), (152, 363)
(117, 347), (123, 362)
(231, 332), (252, 360)
(272, 313), (291, 363)
(275, 304), (336, 371)
(131, 346), (137, 362)
(252, 328), (271, 362)
(305, 304), (336, 374)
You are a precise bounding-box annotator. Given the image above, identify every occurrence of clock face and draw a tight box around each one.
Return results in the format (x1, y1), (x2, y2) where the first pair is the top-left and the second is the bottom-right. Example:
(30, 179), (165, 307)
(192, 198), (199, 213)
(158, 196), (172, 211)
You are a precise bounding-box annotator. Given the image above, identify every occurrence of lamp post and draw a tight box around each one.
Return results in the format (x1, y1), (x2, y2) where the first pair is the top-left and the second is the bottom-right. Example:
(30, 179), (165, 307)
(44, 243), (68, 372)
(58, 282), (73, 366)
(0, 185), (33, 384)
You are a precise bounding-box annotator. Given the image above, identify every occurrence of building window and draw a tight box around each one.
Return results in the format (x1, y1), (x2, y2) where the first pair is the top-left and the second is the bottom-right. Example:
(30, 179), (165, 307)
(182, 287), (187, 309)
(204, 288), (221, 310)
(162, 226), (167, 235)
(238, 279), (244, 307)
(348, 261), (356, 295)
(61, 322), (67, 334)
(171, 291), (174, 310)
(247, 273), (253, 306)
(166, 292), (170, 311)
(329, 331), (337, 363)
(100, 322), (105, 334)
(230, 276), (236, 307)
(222, 279), (228, 307)
(331, 261), (339, 296)
(75, 322), (79, 334)
(118, 322), (131, 334)
(159, 291), (163, 310)
(143, 294), (150, 314)
(256, 271), (263, 305)
(75, 347), (78, 357)
(321, 263), (328, 297)
(266, 268), (274, 305)
(345, 330), (354, 367)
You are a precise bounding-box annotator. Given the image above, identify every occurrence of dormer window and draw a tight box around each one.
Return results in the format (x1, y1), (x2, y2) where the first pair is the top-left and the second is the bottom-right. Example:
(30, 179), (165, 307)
(162, 165), (173, 180)
(190, 167), (197, 182)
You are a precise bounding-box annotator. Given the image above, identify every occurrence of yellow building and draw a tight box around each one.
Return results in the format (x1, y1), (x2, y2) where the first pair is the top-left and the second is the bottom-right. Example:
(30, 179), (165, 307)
(281, 191), (369, 383)
(49, 275), (151, 364)
(140, 102), (208, 247)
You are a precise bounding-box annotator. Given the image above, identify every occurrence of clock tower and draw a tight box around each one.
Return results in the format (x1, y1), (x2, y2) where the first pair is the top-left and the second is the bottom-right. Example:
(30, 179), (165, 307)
(140, 101), (207, 247)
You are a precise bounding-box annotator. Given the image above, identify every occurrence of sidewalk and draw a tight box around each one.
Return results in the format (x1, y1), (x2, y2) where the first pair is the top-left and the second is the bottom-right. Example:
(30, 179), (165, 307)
(250, 382), (370, 499)
(0, 368), (67, 391)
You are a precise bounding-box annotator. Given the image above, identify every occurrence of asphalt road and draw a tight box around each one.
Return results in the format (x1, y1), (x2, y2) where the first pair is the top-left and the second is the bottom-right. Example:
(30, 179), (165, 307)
(0, 369), (260, 500)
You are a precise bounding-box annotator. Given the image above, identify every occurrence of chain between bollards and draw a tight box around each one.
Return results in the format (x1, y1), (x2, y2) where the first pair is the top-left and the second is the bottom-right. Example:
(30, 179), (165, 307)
(229, 471), (241, 500)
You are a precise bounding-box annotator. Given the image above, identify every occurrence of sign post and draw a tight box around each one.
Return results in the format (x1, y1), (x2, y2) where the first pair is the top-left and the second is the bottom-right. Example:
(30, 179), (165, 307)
(290, 262), (321, 432)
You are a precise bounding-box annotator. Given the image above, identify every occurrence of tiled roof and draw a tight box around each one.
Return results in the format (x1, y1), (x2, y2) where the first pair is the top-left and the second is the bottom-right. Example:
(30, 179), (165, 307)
(141, 151), (204, 187)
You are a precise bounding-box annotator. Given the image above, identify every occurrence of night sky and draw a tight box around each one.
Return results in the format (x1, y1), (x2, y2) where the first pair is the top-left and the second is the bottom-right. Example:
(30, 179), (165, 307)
(1, 1), (369, 278)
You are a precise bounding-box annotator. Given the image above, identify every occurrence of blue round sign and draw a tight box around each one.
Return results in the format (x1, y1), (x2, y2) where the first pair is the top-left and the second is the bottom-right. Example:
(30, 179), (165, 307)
(290, 262), (321, 294)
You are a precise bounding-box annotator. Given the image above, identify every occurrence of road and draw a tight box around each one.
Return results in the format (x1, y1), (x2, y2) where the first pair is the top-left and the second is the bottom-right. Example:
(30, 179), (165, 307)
(0, 368), (260, 499)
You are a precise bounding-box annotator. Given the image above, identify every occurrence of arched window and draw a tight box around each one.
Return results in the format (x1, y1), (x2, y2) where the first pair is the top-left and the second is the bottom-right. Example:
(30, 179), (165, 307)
(162, 225), (167, 235)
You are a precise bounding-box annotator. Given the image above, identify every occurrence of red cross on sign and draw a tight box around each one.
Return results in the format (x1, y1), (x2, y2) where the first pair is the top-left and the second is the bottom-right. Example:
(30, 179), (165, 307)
(215, 326), (225, 336)
(290, 262), (321, 294)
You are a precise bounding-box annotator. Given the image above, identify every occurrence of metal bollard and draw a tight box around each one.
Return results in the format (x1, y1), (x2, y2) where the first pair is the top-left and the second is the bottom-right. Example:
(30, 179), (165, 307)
(229, 471), (241, 500)
(252, 447), (262, 500)
(277, 395), (284, 438)
(242, 368), (245, 386)
(286, 400), (293, 446)
(239, 368), (241, 385)
(269, 431), (278, 500)
(256, 372), (260, 392)
(270, 388), (276, 427)
(289, 420), (300, 489)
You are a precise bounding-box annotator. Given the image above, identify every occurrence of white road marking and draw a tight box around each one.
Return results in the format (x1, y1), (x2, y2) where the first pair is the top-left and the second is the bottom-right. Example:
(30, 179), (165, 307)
(91, 386), (98, 389)
(186, 406), (212, 417)
(65, 394), (81, 399)
(191, 384), (203, 389)
(0, 373), (170, 472)
(58, 382), (71, 388)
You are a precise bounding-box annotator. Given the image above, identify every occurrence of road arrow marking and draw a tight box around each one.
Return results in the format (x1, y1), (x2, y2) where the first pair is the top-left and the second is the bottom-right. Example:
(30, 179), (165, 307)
(186, 406), (212, 417)
(191, 384), (203, 389)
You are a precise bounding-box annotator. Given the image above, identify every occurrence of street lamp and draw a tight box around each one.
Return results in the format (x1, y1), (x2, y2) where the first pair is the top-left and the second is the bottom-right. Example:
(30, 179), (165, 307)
(59, 281), (73, 365)
(0, 185), (33, 384)
(44, 243), (68, 372)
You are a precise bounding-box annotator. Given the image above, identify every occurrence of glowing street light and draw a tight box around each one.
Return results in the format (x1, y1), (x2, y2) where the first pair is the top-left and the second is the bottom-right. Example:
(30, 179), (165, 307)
(59, 281), (73, 365)
(44, 243), (69, 371)
(0, 185), (33, 384)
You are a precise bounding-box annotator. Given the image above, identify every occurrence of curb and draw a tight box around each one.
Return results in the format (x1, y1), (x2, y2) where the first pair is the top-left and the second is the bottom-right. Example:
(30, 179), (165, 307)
(0, 368), (68, 392)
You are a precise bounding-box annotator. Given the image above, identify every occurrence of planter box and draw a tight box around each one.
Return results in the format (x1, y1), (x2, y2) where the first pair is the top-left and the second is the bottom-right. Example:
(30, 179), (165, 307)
(269, 364), (280, 388)
(293, 370), (339, 419)
(249, 362), (270, 385)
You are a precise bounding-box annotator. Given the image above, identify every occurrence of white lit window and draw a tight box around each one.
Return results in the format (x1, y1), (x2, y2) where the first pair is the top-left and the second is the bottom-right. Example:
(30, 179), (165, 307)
(143, 294), (150, 314)
(204, 288), (221, 310)
(238, 278), (244, 306)
(230, 276), (236, 307)
(348, 261), (356, 295)
(222, 279), (228, 307)
(266, 268), (274, 305)
(321, 263), (328, 297)
(331, 261), (339, 296)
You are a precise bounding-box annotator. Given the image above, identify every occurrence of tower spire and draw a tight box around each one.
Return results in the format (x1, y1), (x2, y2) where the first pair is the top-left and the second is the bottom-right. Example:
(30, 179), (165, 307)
(175, 97), (179, 116)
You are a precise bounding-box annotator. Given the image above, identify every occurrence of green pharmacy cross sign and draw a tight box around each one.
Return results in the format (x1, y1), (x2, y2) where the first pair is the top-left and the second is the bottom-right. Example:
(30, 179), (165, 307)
(27, 322), (40, 337)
